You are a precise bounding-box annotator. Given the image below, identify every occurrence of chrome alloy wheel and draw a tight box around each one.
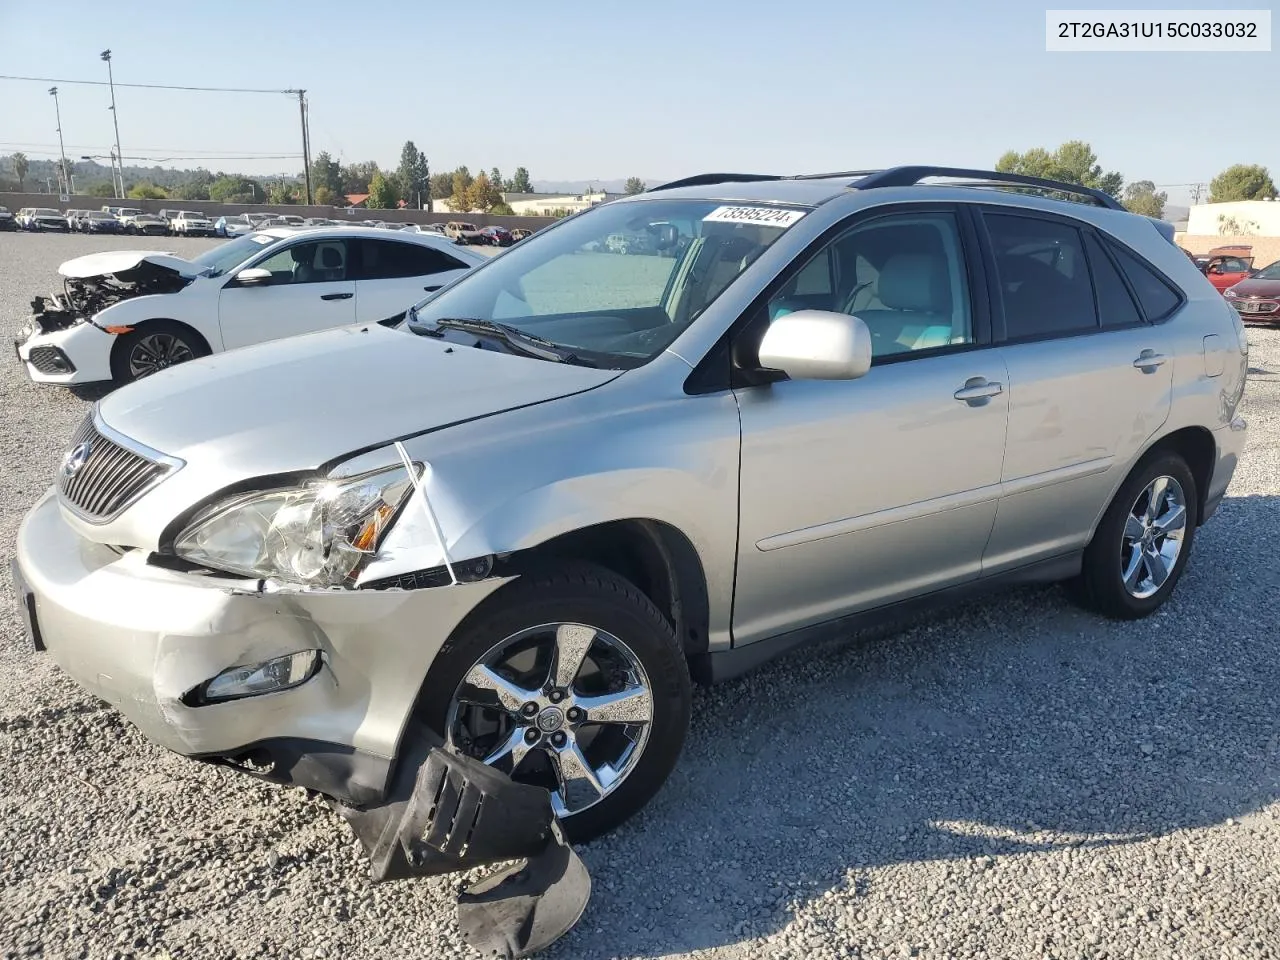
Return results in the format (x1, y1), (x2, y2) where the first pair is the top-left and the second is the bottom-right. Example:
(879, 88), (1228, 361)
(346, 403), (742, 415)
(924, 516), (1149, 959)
(1120, 475), (1188, 600)
(445, 623), (654, 818)
(129, 333), (195, 378)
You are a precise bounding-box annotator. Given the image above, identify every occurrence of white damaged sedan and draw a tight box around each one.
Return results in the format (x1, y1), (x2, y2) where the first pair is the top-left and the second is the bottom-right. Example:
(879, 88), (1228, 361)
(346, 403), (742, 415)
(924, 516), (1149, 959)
(14, 226), (488, 386)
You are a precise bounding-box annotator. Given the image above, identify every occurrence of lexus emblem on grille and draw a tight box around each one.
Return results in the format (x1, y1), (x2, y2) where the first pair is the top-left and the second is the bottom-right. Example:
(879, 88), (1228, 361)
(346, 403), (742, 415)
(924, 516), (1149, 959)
(61, 441), (93, 478)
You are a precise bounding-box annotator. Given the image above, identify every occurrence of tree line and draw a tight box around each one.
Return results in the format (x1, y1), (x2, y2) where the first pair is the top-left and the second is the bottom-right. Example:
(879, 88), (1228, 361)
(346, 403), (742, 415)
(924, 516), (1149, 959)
(306, 143), (538, 213)
(995, 141), (1277, 218)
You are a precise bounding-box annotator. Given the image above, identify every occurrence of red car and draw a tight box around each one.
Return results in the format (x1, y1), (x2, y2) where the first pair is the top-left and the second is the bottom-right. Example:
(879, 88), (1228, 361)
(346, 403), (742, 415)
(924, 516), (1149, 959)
(1195, 244), (1254, 293)
(480, 225), (513, 247)
(1224, 259), (1280, 322)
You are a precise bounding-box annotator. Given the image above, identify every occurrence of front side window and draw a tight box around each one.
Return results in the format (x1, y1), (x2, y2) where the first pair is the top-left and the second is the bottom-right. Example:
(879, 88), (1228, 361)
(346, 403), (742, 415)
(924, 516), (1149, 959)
(985, 213), (1095, 340)
(252, 240), (349, 284)
(410, 199), (803, 366)
(767, 211), (973, 359)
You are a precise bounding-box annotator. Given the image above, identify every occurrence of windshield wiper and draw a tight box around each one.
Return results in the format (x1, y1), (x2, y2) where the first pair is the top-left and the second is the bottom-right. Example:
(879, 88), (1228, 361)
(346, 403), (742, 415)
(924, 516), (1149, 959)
(429, 318), (590, 365)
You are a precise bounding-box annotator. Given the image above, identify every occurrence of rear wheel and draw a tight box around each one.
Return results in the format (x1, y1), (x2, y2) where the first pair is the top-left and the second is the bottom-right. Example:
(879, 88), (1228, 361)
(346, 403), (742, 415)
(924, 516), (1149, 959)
(110, 321), (209, 384)
(417, 563), (691, 842)
(1072, 451), (1198, 619)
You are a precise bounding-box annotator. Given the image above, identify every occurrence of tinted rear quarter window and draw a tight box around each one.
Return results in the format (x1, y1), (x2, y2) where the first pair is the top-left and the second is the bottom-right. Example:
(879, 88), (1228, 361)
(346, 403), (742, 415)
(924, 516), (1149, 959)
(985, 213), (1096, 340)
(1108, 242), (1182, 321)
(360, 239), (467, 279)
(1083, 233), (1143, 328)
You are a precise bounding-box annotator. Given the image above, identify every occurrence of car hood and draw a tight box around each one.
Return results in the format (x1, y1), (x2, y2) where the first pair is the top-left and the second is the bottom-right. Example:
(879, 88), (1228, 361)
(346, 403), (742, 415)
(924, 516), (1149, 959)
(1227, 277), (1280, 298)
(58, 250), (201, 280)
(97, 323), (621, 481)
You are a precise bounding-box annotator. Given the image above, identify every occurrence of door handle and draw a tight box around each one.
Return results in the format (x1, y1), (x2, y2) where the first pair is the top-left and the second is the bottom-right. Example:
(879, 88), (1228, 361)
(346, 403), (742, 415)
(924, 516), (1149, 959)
(1132, 350), (1167, 372)
(953, 377), (1004, 404)
(320, 292), (353, 301)
(423, 285), (442, 292)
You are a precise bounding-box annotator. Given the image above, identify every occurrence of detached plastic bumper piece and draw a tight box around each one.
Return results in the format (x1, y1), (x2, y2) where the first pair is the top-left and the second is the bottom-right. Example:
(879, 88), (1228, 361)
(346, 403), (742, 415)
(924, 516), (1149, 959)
(334, 722), (590, 958)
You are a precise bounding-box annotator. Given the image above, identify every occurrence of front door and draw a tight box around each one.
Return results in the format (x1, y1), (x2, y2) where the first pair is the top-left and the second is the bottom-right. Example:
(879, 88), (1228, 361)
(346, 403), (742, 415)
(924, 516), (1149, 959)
(977, 210), (1176, 573)
(732, 208), (1009, 645)
(218, 238), (356, 351)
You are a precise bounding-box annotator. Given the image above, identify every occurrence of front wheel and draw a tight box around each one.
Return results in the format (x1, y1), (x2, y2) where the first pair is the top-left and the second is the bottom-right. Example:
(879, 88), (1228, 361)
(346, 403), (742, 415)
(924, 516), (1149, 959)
(418, 563), (691, 842)
(1072, 451), (1198, 619)
(110, 321), (209, 384)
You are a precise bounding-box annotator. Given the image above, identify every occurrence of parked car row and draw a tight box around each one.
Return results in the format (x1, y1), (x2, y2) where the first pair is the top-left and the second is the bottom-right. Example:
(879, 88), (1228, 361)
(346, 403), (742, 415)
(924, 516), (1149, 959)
(4, 205), (539, 245)
(1181, 244), (1280, 323)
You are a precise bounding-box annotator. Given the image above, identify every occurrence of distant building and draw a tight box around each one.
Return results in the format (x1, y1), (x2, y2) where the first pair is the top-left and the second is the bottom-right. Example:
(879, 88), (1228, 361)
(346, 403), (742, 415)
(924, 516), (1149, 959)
(344, 193), (370, 208)
(431, 190), (625, 216)
(1186, 199), (1280, 237)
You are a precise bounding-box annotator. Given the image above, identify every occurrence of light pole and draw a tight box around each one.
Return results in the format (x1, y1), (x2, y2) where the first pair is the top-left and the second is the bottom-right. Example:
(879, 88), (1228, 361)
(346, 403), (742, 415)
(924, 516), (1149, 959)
(49, 87), (70, 197)
(101, 50), (126, 198)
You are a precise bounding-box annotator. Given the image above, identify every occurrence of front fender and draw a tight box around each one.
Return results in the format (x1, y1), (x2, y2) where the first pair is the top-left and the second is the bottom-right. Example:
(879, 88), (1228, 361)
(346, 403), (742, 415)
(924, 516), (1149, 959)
(359, 385), (742, 651)
(92, 288), (222, 350)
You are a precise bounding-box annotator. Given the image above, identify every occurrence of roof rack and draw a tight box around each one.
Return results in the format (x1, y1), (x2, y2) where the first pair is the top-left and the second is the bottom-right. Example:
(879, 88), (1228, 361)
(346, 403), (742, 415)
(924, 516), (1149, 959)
(647, 172), (782, 192)
(852, 166), (1125, 210)
(646, 165), (1125, 210)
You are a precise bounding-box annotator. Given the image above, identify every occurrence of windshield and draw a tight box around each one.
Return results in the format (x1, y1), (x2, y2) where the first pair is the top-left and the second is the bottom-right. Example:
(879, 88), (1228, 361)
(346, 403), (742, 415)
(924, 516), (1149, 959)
(33, 209), (59, 216)
(1252, 260), (1280, 281)
(190, 232), (278, 276)
(410, 198), (804, 366)
(120, 209), (141, 216)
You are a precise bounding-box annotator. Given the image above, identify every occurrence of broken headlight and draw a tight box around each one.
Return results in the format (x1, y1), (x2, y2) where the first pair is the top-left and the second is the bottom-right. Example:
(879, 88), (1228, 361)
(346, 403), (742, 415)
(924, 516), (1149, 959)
(174, 465), (416, 586)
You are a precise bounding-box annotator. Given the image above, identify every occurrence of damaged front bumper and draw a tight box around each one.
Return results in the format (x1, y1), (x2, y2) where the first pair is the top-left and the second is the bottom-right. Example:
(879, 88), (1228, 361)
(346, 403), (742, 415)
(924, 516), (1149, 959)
(15, 490), (506, 804)
(338, 721), (591, 958)
(14, 306), (115, 384)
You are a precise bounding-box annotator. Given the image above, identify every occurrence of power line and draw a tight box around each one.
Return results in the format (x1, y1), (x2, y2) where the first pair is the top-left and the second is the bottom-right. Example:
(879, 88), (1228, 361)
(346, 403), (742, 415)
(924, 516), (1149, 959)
(0, 74), (298, 95)
(1, 142), (303, 156)
(9, 147), (303, 162)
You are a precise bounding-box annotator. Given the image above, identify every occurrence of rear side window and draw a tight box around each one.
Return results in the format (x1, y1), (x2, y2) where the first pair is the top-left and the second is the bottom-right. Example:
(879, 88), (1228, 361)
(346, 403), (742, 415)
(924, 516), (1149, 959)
(359, 239), (467, 279)
(1083, 233), (1142, 328)
(1107, 242), (1182, 321)
(985, 213), (1096, 340)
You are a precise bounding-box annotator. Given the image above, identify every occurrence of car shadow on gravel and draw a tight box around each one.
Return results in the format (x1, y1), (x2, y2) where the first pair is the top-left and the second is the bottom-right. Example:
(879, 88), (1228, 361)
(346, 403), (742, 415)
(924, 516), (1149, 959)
(553, 493), (1280, 958)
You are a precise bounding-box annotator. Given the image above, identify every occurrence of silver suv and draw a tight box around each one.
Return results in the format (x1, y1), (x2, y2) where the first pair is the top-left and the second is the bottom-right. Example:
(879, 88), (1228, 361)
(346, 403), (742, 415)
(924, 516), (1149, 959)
(13, 166), (1248, 842)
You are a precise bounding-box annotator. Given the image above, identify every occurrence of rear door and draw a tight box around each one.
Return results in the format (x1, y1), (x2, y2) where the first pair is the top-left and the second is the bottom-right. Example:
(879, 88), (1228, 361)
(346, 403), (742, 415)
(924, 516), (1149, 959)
(979, 209), (1176, 573)
(353, 238), (474, 322)
(218, 237), (356, 350)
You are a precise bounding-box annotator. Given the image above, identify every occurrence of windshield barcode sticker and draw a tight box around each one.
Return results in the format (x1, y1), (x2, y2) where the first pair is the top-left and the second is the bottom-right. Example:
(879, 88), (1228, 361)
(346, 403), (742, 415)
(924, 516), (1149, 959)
(703, 206), (806, 228)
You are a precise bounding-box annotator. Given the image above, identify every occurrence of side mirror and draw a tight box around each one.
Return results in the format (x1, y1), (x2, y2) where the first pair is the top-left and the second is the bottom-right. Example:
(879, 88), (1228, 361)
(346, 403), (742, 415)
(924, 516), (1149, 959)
(757, 310), (872, 381)
(234, 267), (273, 286)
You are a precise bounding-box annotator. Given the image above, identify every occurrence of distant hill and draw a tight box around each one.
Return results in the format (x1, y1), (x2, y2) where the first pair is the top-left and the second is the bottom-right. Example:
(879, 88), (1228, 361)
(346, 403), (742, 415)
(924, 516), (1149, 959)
(1163, 204), (1189, 224)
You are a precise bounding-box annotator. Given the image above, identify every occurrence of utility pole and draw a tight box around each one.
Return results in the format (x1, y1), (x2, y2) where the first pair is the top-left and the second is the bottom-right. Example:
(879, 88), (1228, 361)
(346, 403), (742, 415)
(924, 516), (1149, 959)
(1190, 182), (1207, 205)
(293, 89), (313, 204)
(101, 51), (126, 198)
(49, 87), (70, 196)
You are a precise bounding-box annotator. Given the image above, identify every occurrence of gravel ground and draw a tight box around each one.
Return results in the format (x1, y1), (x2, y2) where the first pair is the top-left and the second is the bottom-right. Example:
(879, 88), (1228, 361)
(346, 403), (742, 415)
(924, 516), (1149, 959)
(1, 232), (1278, 960)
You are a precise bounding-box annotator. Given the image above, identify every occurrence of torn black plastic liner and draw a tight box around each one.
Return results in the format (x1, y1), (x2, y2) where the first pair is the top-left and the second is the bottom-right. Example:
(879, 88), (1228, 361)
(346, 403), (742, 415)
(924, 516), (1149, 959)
(332, 722), (590, 958)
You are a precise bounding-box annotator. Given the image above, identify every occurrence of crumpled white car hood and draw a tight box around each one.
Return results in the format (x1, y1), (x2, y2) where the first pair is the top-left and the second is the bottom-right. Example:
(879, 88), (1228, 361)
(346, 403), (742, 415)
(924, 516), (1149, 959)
(58, 250), (202, 280)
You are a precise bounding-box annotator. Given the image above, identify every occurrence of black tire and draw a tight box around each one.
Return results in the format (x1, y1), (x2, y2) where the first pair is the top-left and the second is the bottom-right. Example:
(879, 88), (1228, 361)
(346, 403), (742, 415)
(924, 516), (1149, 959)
(110, 321), (210, 385)
(417, 562), (691, 842)
(1072, 450), (1198, 620)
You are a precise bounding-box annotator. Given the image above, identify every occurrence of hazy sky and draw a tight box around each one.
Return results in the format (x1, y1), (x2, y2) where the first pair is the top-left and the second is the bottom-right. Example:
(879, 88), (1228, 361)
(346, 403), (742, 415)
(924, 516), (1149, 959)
(2, 0), (1276, 204)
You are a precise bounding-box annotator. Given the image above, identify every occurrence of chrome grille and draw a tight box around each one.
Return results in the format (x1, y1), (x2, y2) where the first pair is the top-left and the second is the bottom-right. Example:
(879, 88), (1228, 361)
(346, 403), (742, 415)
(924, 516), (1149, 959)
(57, 415), (173, 522)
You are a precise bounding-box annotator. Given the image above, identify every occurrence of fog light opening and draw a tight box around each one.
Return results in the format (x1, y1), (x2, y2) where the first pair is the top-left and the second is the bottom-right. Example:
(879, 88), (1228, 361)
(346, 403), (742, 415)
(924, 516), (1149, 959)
(194, 650), (323, 705)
